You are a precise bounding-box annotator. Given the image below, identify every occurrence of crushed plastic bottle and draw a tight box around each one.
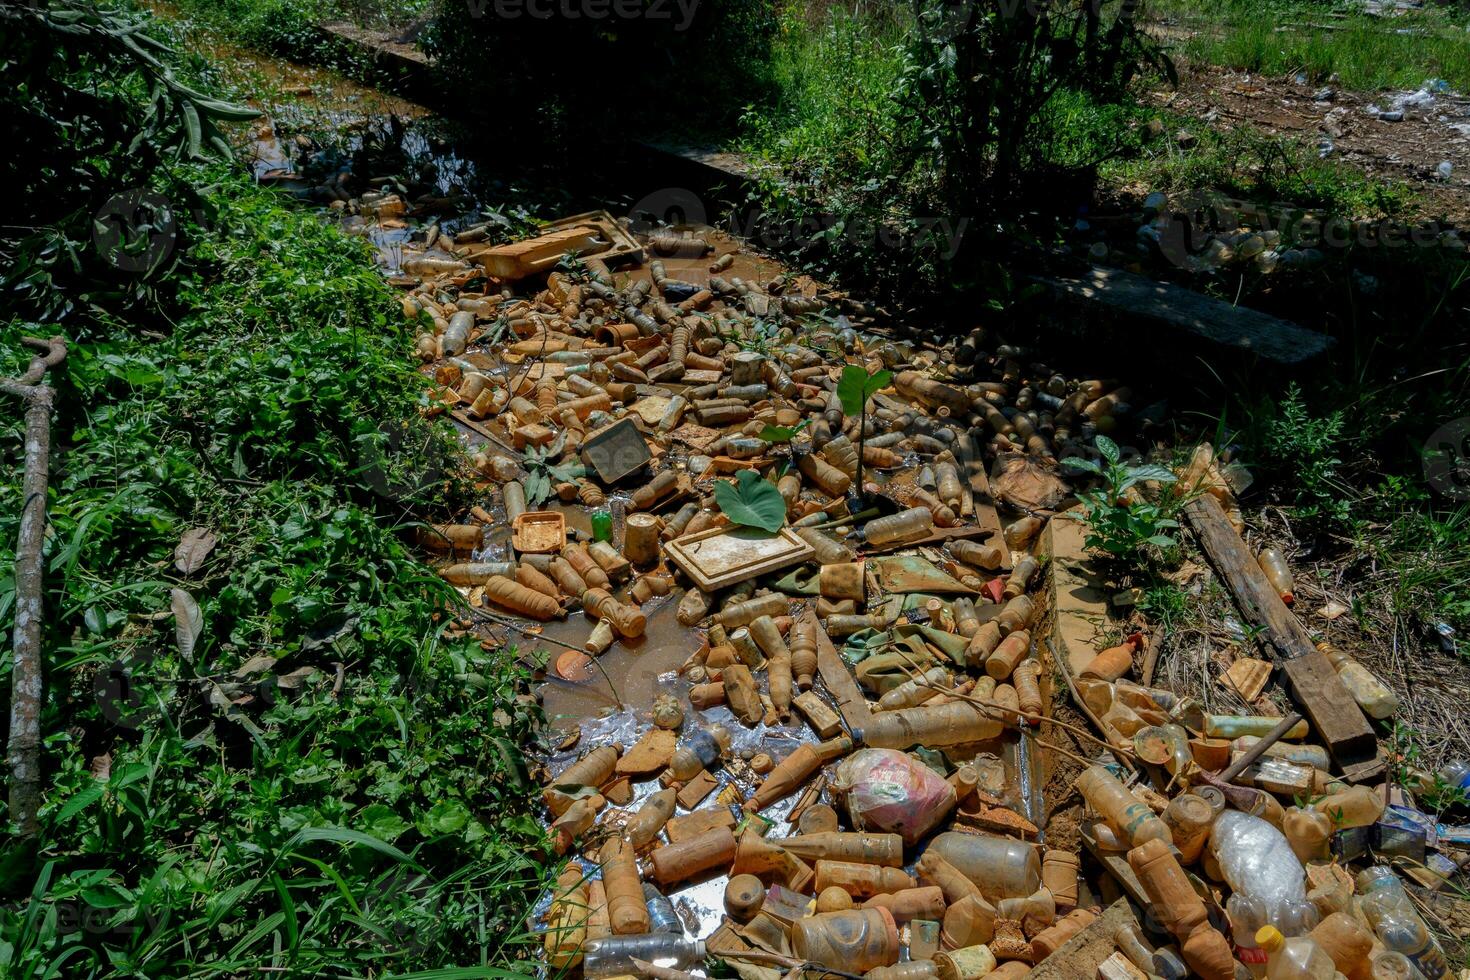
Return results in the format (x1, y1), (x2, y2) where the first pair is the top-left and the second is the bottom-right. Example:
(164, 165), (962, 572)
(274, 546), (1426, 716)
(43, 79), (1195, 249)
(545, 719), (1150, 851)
(1208, 811), (1306, 917)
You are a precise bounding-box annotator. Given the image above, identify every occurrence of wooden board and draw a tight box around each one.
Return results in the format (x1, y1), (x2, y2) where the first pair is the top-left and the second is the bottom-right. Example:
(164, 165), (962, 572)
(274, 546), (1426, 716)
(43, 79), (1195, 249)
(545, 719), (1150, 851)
(1183, 495), (1381, 781)
(1027, 898), (1137, 980)
(804, 607), (872, 732)
(665, 526), (814, 592)
(960, 432), (1009, 556)
(1035, 266), (1334, 365)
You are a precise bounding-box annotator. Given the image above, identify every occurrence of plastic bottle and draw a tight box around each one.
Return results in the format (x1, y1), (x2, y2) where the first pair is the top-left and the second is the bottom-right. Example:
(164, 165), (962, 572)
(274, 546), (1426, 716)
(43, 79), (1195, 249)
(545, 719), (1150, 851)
(1307, 912), (1374, 980)
(1162, 794), (1216, 865)
(796, 526), (856, 565)
(647, 827), (738, 886)
(1356, 867), (1451, 979)
(1255, 926), (1335, 980)
(878, 666), (952, 710)
(669, 725), (731, 780)
(1075, 765), (1173, 847)
(852, 699), (1004, 750)
(625, 788), (677, 848)
(1282, 806), (1334, 864)
(601, 834), (650, 935)
(791, 907), (900, 973)
(744, 736), (852, 810)
(1317, 641), (1399, 719)
(1312, 786), (1386, 830)
(1439, 759), (1470, 792)
(951, 539), (1004, 570)
(1209, 811), (1307, 917)
(781, 832), (904, 867)
(544, 867), (590, 969)
(1257, 548), (1296, 605)
(1370, 951), (1415, 980)
(863, 507), (935, 547)
(583, 934), (707, 978)
(582, 587), (646, 639)
(643, 883), (680, 934)
(1228, 893), (1271, 978)
(927, 831), (1041, 901)
(544, 745), (620, 816)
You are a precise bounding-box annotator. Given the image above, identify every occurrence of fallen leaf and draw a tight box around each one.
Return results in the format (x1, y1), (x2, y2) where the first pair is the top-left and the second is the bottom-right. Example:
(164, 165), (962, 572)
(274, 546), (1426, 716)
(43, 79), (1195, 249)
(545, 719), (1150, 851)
(233, 655), (277, 678)
(173, 527), (218, 575)
(275, 666), (319, 690)
(170, 588), (203, 663)
(1317, 600), (1349, 621)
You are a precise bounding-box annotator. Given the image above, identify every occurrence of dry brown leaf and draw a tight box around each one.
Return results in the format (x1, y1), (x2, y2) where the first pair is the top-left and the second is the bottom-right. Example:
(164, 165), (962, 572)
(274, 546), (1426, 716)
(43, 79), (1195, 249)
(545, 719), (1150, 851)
(989, 453), (1069, 512)
(173, 527), (218, 575)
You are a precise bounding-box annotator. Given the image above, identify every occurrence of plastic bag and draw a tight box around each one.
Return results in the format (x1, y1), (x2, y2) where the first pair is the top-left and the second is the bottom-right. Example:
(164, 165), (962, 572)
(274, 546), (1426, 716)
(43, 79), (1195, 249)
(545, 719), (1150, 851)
(832, 748), (955, 846)
(1208, 810), (1306, 917)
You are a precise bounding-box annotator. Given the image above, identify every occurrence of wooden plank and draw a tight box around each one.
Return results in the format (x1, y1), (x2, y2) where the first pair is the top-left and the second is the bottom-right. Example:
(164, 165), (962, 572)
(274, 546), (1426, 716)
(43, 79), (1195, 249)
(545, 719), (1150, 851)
(1027, 897), (1136, 980)
(960, 431), (1009, 557)
(1183, 495), (1380, 779)
(1035, 267), (1334, 365)
(805, 607), (872, 731)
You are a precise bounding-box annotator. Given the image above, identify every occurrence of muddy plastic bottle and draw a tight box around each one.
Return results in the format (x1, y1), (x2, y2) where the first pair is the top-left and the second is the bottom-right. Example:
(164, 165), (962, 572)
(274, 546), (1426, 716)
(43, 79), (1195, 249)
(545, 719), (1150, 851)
(1307, 912), (1374, 980)
(1256, 927), (1335, 980)
(1163, 793), (1216, 865)
(1317, 641), (1399, 720)
(601, 834), (650, 935)
(853, 699), (1005, 750)
(1282, 806), (1334, 864)
(1370, 952), (1415, 980)
(1356, 867), (1451, 979)
(796, 526), (856, 565)
(864, 507), (934, 547)
(1312, 785), (1385, 830)
(1076, 765), (1172, 847)
(1229, 893), (1272, 979)
(1258, 548), (1296, 605)
(928, 831), (1041, 901)
(716, 593), (789, 630)
(781, 832), (904, 867)
(951, 539), (1004, 571)
(544, 867), (590, 969)
(583, 935), (707, 978)
(626, 787), (677, 848)
(877, 666), (952, 710)
(669, 724), (731, 780)
(791, 907), (901, 973)
(582, 587), (646, 639)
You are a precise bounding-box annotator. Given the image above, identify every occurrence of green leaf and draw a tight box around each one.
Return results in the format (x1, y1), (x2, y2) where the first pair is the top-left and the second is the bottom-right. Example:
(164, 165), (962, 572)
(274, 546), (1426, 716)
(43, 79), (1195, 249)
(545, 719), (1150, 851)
(837, 364), (870, 417)
(758, 421), (809, 443)
(713, 469), (787, 534)
(359, 804), (410, 842)
(417, 799), (471, 836)
(1095, 435), (1121, 464)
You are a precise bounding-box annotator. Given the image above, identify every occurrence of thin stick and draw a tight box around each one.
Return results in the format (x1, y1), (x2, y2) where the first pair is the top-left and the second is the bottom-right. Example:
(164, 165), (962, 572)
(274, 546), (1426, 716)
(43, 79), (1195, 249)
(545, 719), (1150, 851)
(471, 607), (625, 707)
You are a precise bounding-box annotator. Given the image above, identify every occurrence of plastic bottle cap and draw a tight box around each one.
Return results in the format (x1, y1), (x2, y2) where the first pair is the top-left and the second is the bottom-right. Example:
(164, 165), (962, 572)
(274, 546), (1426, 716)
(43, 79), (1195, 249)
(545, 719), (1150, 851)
(1255, 925), (1284, 951)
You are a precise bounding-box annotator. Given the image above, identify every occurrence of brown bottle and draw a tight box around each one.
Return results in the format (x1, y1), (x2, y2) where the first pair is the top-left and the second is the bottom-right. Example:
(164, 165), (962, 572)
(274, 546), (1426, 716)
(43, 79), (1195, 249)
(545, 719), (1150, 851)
(515, 562), (562, 601)
(1030, 907), (1098, 960)
(647, 826), (738, 886)
(630, 469), (679, 512)
(797, 451), (853, 497)
(951, 540), (1004, 571)
(722, 663), (763, 725)
(1308, 912), (1374, 980)
(1162, 794), (1216, 865)
(1013, 660), (1043, 718)
(995, 595), (1036, 634)
(731, 829), (816, 892)
(791, 907), (901, 973)
(986, 630), (1032, 680)
(870, 963), (939, 980)
(562, 542), (611, 590)
(790, 618), (818, 690)
(483, 577), (564, 621)
(600, 835), (650, 935)
(854, 700), (1005, 749)
(544, 867), (590, 969)
(745, 737), (853, 811)
(918, 851), (985, 906)
(717, 593), (789, 630)
(780, 832), (904, 867)
(544, 745), (620, 816)
(814, 860), (917, 899)
(625, 788), (677, 849)
(940, 894), (997, 950)
(1041, 850), (1080, 913)
(582, 588), (646, 639)
(863, 886), (946, 923)
(1003, 555), (1040, 599)
(965, 621), (1003, 667)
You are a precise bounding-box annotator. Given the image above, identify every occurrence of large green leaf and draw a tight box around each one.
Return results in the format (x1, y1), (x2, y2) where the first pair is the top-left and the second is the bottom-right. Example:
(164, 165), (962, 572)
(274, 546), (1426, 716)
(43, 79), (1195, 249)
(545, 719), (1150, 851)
(837, 364), (892, 417)
(713, 469), (787, 534)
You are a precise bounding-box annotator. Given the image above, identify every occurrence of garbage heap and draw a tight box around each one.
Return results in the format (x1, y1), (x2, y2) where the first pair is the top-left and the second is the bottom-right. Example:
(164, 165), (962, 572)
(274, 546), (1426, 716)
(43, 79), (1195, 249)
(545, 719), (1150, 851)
(384, 213), (1454, 980)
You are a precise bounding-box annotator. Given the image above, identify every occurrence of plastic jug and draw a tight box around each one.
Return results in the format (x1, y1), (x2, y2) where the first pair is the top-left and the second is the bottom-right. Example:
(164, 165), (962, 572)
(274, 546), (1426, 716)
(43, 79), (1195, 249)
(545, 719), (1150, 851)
(927, 831), (1041, 900)
(1255, 926), (1335, 980)
(791, 907), (901, 973)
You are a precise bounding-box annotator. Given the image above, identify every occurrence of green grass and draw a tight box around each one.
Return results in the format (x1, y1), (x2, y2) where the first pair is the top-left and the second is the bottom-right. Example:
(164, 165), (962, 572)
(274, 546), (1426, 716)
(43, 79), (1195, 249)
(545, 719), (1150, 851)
(1, 171), (552, 977)
(1152, 0), (1470, 92)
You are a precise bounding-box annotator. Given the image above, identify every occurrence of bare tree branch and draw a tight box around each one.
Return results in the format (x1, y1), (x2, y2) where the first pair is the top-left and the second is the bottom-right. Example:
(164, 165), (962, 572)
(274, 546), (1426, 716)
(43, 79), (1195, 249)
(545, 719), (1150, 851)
(4, 334), (66, 836)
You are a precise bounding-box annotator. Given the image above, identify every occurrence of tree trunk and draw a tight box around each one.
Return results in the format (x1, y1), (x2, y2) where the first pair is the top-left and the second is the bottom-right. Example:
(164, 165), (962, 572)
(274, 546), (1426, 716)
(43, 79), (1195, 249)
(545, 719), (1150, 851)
(3, 336), (66, 836)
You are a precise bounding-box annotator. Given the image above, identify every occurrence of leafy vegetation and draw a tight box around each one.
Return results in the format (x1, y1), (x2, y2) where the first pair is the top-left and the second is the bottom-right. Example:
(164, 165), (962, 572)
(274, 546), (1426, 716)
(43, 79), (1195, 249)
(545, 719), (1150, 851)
(1069, 436), (1184, 562)
(1, 4), (550, 975)
(714, 468), (788, 534)
(838, 363), (891, 498)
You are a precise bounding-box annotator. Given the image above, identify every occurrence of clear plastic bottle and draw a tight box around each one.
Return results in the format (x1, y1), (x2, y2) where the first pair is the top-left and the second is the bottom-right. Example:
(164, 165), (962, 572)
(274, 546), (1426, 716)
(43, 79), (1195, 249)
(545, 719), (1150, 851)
(583, 934), (707, 978)
(1075, 765), (1173, 847)
(1257, 548), (1296, 605)
(1255, 926), (1335, 980)
(1317, 641), (1399, 720)
(669, 725), (731, 780)
(1356, 868), (1451, 979)
(1438, 759), (1470, 793)
(1370, 951), (1415, 980)
(864, 507), (934, 547)
(1312, 785), (1386, 831)
(1228, 894), (1271, 978)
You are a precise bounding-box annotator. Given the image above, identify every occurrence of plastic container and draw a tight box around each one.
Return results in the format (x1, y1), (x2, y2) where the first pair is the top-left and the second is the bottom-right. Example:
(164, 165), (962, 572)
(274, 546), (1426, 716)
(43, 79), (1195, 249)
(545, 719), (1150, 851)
(1317, 641), (1399, 719)
(583, 934), (706, 978)
(1356, 867), (1451, 979)
(1440, 759), (1470, 792)
(1307, 912), (1373, 979)
(1258, 548), (1296, 604)
(927, 831), (1041, 901)
(1162, 794), (1216, 865)
(1282, 806), (1334, 863)
(951, 540), (1004, 570)
(600, 835), (650, 935)
(833, 749), (956, 846)
(669, 725), (731, 780)
(864, 507), (935, 547)
(852, 699), (1004, 750)
(1075, 765), (1173, 847)
(1208, 811), (1306, 917)
(1370, 952), (1415, 980)
(1255, 926), (1334, 980)
(791, 907), (900, 973)
(625, 788), (676, 848)
(1228, 893), (1271, 978)
(877, 667), (952, 710)
(1312, 786), (1385, 830)
(782, 832), (904, 867)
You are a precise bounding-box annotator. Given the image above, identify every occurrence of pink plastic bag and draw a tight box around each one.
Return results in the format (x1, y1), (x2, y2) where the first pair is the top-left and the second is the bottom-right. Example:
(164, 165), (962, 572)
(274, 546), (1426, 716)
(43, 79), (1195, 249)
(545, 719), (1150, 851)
(832, 748), (956, 846)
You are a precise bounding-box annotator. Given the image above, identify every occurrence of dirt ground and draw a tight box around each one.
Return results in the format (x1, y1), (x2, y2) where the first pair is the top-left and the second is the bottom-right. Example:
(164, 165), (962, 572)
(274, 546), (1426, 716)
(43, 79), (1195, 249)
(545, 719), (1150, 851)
(1151, 64), (1470, 224)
